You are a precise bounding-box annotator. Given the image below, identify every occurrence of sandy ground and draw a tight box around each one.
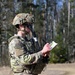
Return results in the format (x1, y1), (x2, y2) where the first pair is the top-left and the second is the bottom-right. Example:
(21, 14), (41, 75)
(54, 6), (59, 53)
(40, 63), (75, 75)
(0, 63), (75, 75)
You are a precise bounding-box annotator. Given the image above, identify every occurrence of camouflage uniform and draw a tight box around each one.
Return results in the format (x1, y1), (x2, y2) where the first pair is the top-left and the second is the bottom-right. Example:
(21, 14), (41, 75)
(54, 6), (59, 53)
(8, 13), (46, 75)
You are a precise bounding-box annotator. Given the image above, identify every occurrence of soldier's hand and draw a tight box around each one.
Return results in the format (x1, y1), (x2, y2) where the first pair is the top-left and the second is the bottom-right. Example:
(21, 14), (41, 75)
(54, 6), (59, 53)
(41, 43), (51, 57)
(43, 51), (50, 57)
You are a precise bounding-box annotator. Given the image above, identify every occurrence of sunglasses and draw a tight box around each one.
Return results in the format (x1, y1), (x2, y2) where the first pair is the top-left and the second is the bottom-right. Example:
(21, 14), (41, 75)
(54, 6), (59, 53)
(23, 23), (32, 30)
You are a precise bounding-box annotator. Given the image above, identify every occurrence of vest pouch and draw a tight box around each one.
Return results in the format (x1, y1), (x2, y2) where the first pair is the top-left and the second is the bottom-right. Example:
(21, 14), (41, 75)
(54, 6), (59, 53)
(32, 62), (46, 74)
(24, 62), (46, 74)
(24, 64), (37, 74)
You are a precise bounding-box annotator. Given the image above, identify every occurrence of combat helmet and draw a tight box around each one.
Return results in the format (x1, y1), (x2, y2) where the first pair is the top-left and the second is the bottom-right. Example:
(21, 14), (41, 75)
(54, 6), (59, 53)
(12, 13), (34, 26)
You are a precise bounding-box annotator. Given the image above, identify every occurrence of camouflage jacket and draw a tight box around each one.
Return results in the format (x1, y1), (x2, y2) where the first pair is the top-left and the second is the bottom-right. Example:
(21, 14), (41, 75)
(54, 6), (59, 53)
(8, 35), (46, 74)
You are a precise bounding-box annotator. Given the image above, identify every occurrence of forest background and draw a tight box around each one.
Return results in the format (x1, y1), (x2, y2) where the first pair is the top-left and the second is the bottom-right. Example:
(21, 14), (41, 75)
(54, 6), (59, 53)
(0, 0), (75, 66)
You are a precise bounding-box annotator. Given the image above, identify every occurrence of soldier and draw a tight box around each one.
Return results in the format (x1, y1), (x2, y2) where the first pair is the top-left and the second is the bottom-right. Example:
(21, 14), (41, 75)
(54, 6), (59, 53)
(8, 13), (51, 75)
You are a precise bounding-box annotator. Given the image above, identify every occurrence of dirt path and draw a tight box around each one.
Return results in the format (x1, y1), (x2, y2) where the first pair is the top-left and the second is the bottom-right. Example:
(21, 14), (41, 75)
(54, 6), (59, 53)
(0, 63), (75, 75)
(40, 63), (75, 75)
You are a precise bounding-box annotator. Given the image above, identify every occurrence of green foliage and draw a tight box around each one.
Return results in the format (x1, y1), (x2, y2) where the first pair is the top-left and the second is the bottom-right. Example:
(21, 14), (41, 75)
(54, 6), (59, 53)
(49, 36), (68, 63)
(49, 1), (69, 63)
(69, 0), (74, 2)
(34, 14), (44, 33)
